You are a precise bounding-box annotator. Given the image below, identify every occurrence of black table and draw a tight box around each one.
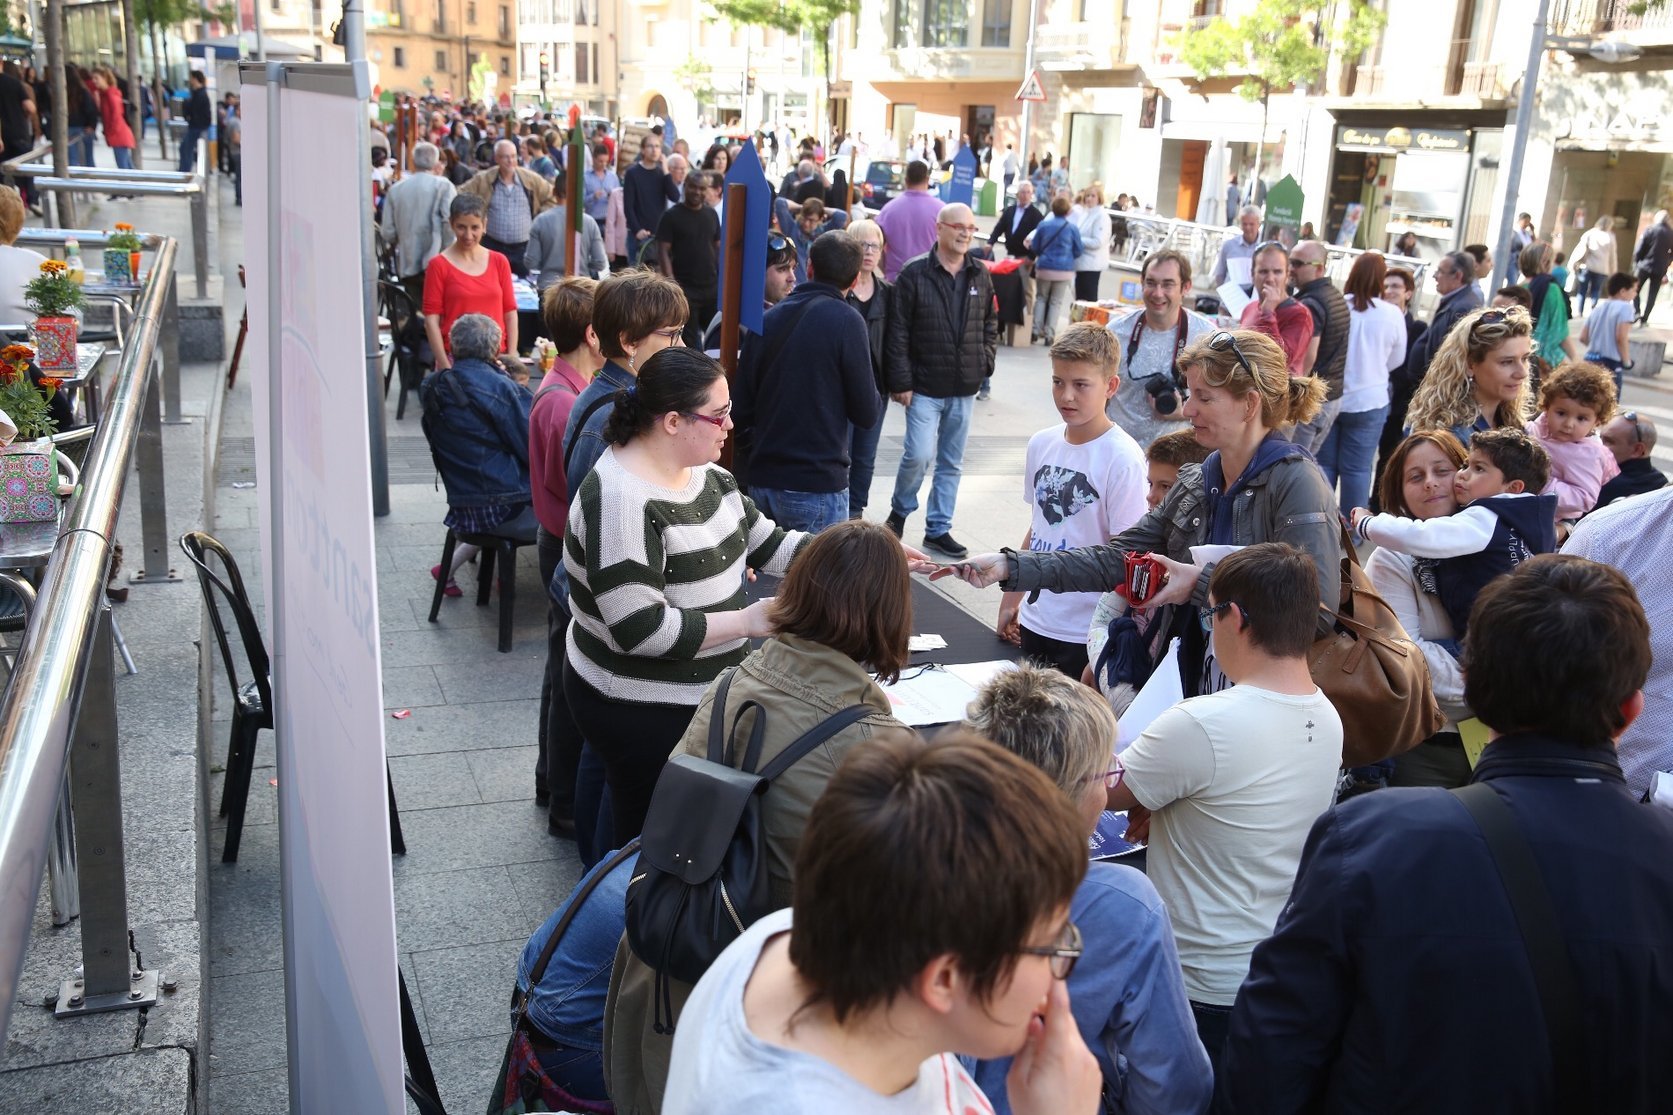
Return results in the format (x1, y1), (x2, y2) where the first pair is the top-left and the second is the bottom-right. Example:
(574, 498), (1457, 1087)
(749, 574), (1018, 669)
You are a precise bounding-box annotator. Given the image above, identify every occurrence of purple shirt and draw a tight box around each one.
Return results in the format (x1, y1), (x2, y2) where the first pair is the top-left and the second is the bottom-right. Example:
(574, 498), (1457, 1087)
(875, 189), (944, 282)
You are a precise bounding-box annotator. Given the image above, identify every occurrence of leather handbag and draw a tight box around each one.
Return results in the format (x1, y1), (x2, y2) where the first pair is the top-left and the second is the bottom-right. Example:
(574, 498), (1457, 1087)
(1309, 526), (1446, 768)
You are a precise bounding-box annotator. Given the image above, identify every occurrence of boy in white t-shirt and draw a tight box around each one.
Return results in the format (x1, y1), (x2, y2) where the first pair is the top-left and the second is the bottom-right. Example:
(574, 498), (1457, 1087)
(1103, 543), (1343, 1076)
(997, 322), (1147, 677)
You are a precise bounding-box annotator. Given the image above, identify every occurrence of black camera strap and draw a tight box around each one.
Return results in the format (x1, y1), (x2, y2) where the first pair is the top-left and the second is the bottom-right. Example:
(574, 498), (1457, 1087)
(1126, 311), (1191, 385)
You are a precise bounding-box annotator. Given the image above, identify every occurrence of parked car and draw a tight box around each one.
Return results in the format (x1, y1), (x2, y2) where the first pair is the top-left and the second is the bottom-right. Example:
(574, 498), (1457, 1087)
(862, 160), (906, 206)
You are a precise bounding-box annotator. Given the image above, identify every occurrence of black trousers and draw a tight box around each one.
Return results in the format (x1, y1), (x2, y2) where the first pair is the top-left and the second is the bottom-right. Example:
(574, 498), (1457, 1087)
(1020, 626), (1089, 680)
(1074, 269), (1102, 302)
(1635, 270), (1665, 322)
(534, 527), (585, 825)
(562, 663), (699, 846)
(482, 233), (529, 278)
(682, 290), (717, 350)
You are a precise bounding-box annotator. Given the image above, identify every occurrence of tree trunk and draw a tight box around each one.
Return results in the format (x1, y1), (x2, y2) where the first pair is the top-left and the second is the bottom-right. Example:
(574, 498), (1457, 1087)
(120, 0), (144, 167)
(1251, 85), (1269, 218)
(44, 0), (74, 226)
(149, 24), (170, 160)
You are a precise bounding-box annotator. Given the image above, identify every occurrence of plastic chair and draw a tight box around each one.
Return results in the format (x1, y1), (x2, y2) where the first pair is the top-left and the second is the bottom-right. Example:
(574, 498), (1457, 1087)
(181, 531), (409, 862)
(379, 280), (428, 421)
(426, 523), (535, 654)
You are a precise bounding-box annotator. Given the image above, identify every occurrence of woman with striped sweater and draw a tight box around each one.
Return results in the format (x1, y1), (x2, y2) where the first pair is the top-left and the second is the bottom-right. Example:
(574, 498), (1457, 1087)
(563, 347), (933, 843)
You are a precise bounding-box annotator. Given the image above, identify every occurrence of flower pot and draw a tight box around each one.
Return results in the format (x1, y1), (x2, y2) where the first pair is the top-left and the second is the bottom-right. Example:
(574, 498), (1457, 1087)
(102, 247), (133, 285)
(130, 250), (142, 283)
(32, 316), (78, 373)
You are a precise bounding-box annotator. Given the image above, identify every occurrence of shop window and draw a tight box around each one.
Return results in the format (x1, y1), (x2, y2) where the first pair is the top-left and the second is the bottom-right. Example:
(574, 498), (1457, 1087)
(981, 0), (1010, 46)
(500, 56), (510, 76)
(922, 0), (968, 48)
(467, 2), (477, 23)
(499, 5), (510, 37)
(435, 48), (448, 71)
(393, 46), (405, 67)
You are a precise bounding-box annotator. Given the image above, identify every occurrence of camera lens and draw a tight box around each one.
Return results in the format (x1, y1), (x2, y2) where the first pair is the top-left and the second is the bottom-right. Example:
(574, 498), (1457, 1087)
(1145, 377), (1179, 415)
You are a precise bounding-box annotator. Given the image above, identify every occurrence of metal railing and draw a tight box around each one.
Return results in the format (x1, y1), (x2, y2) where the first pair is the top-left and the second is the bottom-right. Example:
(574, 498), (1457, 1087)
(2, 148), (211, 300)
(0, 233), (179, 1035)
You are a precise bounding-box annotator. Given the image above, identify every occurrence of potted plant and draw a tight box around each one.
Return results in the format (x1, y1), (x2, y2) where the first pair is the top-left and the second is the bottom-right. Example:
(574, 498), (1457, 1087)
(0, 343), (71, 524)
(24, 259), (85, 373)
(105, 223), (143, 286)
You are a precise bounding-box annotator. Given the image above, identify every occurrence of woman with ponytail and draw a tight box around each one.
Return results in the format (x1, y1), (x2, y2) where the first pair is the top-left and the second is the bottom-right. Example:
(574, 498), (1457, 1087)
(562, 346), (932, 845)
(942, 329), (1342, 698)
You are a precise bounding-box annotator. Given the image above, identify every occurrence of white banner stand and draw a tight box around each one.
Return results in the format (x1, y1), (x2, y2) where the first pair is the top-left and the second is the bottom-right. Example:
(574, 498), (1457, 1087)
(239, 60), (403, 1114)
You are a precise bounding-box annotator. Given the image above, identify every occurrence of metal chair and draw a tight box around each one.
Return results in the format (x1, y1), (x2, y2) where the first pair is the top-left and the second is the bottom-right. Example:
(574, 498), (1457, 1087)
(426, 523), (536, 654)
(181, 531), (408, 862)
(379, 280), (429, 421)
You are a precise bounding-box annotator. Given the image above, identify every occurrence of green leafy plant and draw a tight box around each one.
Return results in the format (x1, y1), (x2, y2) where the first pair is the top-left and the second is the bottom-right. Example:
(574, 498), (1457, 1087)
(23, 260), (86, 318)
(0, 346), (60, 441)
(708, 0), (859, 128)
(107, 222), (143, 252)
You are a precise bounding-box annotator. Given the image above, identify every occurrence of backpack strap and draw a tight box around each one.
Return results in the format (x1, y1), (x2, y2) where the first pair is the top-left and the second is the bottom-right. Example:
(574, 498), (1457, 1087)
(757, 704), (874, 783)
(1451, 783), (1583, 1108)
(561, 392), (616, 480)
(513, 838), (641, 1027)
(533, 377), (580, 406)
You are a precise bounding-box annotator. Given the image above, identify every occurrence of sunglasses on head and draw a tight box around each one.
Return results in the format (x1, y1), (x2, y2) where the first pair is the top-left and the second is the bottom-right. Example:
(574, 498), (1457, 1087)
(1624, 411), (1646, 445)
(1207, 330), (1257, 383)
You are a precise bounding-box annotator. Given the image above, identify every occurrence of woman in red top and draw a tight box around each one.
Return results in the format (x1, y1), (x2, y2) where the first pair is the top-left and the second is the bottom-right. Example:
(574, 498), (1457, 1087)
(423, 193), (519, 369)
(91, 67), (135, 169)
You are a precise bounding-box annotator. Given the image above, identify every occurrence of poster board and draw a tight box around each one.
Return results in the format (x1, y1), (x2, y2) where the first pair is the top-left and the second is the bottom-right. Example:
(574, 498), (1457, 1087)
(240, 60), (403, 1115)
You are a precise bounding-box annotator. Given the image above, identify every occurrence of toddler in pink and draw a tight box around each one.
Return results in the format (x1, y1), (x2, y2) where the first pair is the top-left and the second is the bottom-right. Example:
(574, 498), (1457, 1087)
(1524, 361), (1619, 523)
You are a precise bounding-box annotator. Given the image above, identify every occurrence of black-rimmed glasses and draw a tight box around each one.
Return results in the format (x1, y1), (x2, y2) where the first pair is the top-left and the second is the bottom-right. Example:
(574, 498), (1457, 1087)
(650, 326), (686, 344)
(1199, 599), (1239, 634)
(1207, 331), (1257, 382)
(1018, 921), (1082, 980)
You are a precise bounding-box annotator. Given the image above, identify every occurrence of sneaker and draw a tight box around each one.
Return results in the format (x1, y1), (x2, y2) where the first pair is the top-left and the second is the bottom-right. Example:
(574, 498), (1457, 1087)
(923, 532), (968, 560)
(884, 511), (905, 538)
(977, 380), (991, 401)
(431, 564), (462, 598)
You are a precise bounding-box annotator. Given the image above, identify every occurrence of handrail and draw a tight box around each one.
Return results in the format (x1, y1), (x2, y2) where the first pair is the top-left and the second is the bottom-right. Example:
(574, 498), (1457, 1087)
(0, 235), (178, 1037)
(0, 140), (52, 191)
(5, 162), (200, 184)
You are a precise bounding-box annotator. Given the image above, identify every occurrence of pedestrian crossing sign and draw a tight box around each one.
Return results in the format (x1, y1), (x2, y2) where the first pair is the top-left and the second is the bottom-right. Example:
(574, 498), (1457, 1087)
(1015, 71), (1046, 103)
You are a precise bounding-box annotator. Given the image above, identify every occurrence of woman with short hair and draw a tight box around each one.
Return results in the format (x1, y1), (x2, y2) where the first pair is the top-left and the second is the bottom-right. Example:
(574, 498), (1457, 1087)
(1405, 304), (1536, 446)
(844, 218), (893, 519)
(1030, 195), (1085, 345)
(1070, 182), (1111, 302)
(422, 193), (518, 368)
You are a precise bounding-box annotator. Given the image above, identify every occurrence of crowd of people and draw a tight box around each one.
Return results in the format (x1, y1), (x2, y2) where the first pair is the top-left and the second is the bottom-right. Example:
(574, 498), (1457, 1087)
(395, 111), (1673, 1113)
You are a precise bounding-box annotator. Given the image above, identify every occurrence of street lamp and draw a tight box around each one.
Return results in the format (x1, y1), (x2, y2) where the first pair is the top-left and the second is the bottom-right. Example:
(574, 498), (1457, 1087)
(1489, 0), (1643, 295)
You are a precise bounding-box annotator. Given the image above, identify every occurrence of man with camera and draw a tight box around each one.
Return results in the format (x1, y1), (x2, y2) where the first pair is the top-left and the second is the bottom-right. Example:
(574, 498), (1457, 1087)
(1105, 250), (1215, 448)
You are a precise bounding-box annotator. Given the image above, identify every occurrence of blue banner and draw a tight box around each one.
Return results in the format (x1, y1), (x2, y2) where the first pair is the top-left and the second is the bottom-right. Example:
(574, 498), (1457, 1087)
(948, 145), (979, 208)
(720, 140), (773, 336)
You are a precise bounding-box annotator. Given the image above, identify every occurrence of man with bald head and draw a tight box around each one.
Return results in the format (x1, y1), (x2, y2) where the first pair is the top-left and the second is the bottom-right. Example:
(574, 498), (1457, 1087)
(460, 137), (555, 277)
(883, 202), (998, 558)
(1288, 238), (1350, 451)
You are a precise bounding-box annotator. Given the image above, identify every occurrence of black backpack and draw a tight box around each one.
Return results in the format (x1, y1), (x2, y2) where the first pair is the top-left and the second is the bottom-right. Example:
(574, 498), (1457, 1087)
(624, 667), (871, 1033)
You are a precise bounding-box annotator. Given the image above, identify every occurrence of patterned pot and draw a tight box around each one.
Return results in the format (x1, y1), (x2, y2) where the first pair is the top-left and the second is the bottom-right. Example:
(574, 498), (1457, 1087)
(32, 315), (78, 373)
(102, 247), (133, 285)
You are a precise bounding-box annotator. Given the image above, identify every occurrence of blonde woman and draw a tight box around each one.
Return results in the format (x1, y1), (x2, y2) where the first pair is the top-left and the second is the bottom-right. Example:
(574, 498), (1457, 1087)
(1568, 215), (1618, 315)
(1405, 305), (1536, 447)
(1071, 182), (1111, 302)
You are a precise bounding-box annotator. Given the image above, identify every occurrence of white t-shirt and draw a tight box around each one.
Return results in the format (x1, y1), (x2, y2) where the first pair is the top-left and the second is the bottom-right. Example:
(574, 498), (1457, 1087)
(1120, 684), (1343, 1005)
(1019, 422), (1147, 642)
(665, 909), (995, 1115)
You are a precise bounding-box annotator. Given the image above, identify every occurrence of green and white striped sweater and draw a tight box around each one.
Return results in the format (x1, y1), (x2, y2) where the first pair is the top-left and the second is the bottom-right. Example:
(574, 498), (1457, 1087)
(564, 449), (807, 706)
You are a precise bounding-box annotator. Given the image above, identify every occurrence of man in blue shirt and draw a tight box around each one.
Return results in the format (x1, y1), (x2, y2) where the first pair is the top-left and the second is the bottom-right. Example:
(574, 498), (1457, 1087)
(581, 143), (617, 227)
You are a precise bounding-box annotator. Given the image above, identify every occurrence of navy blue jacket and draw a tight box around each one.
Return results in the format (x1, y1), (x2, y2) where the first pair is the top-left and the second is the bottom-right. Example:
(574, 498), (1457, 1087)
(1437, 492), (1558, 637)
(734, 282), (879, 493)
(1219, 733), (1673, 1114)
(418, 357), (533, 508)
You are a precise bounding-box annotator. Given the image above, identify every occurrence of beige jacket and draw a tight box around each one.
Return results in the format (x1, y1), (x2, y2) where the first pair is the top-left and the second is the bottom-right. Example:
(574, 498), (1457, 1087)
(458, 164), (554, 222)
(602, 633), (906, 1115)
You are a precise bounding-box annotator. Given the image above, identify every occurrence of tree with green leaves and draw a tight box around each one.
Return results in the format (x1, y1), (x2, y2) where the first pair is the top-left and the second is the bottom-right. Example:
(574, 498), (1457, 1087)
(1179, 0), (1383, 202)
(136, 0), (200, 159)
(707, 0), (859, 130)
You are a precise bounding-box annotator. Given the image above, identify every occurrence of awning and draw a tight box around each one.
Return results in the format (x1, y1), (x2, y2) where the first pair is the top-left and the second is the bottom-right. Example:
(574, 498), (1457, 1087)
(187, 35), (315, 61)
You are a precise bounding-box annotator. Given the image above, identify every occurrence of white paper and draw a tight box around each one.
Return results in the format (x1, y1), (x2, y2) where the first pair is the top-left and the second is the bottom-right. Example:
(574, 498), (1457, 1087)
(880, 668), (980, 728)
(1116, 638), (1183, 751)
(1651, 770), (1673, 813)
(908, 633), (948, 652)
(1226, 257), (1253, 288)
(1216, 280), (1252, 319)
(944, 659), (1018, 691)
(1190, 544), (1245, 566)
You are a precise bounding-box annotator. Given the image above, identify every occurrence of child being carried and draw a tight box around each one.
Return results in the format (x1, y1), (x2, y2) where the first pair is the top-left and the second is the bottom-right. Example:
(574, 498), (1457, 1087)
(1350, 427), (1556, 654)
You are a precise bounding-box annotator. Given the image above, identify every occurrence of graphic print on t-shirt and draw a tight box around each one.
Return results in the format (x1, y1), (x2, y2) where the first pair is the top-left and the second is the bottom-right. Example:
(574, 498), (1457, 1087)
(1032, 464), (1101, 527)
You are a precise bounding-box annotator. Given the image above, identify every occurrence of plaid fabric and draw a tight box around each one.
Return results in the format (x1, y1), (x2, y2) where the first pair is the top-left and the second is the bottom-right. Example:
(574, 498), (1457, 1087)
(489, 1027), (613, 1115)
(445, 501), (526, 535)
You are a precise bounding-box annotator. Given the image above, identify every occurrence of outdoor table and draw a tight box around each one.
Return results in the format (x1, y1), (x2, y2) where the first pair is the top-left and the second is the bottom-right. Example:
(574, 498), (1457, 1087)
(56, 341), (109, 425)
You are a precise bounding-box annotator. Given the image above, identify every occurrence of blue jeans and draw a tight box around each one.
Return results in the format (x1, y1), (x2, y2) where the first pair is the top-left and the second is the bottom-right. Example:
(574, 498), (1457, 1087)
(751, 485), (848, 534)
(179, 126), (205, 173)
(1317, 404), (1389, 516)
(112, 146), (133, 171)
(891, 392), (973, 537)
(573, 743), (613, 870)
(70, 131), (95, 167)
(532, 1038), (608, 1103)
(1585, 352), (1625, 395)
(1576, 269), (1606, 315)
(849, 404), (886, 517)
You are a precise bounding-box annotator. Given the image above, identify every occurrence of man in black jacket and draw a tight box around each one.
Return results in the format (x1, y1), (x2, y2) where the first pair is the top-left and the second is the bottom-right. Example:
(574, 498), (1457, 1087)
(989, 180), (1042, 341)
(883, 202), (998, 559)
(1631, 209), (1673, 324)
(1220, 554), (1673, 1114)
(1288, 240), (1349, 452)
(180, 70), (212, 174)
(734, 232), (878, 532)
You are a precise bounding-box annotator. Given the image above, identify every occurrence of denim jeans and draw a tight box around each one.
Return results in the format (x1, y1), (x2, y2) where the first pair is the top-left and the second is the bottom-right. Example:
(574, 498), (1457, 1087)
(1576, 268), (1606, 316)
(750, 485), (848, 533)
(849, 407), (886, 517)
(179, 126), (205, 173)
(1289, 395), (1343, 455)
(1585, 352), (1625, 395)
(70, 130), (95, 167)
(1316, 404), (1389, 515)
(891, 392), (973, 537)
(112, 146), (133, 171)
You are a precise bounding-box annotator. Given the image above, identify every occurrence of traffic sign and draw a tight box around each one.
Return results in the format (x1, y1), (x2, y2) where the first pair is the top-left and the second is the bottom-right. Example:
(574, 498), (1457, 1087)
(1015, 70), (1046, 103)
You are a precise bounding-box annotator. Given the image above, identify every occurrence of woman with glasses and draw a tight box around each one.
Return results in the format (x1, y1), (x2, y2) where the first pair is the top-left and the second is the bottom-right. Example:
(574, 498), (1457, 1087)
(963, 664), (1212, 1115)
(663, 732), (1102, 1115)
(1070, 183), (1112, 303)
(563, 348), (932, 848)
(606, 520), (914, 1113)
(941, 329), (1341, 697)
(1405, 305), (1536, 447)
(846, 219), (893, 518)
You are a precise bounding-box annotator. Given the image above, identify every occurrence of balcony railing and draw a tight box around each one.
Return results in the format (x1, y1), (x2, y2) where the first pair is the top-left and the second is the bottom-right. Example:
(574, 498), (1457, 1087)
(1553, 0), (1673, 36)
(1352, 40), (1503, 100)
(1035, 20), (1126, 70)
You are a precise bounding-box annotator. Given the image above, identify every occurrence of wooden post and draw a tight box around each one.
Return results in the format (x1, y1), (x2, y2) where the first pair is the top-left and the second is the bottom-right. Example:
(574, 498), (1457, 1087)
(717, 181), (748, 470)
(561, 125), (579, 280)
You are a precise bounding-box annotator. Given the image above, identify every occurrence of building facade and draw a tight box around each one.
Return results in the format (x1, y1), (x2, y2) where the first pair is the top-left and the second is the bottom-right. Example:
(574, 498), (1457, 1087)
(366, 0), (518, 103)
(514, 0), (616, 115)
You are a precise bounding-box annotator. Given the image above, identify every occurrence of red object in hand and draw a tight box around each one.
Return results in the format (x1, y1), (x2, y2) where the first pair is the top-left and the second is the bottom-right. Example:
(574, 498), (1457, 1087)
(1122, 552), (1166, 605)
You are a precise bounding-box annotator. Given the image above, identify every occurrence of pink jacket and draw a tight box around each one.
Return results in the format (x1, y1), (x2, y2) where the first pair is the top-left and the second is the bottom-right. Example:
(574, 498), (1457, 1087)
(604, 187), (626, 259)
(1527, 413), (1619, 521)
